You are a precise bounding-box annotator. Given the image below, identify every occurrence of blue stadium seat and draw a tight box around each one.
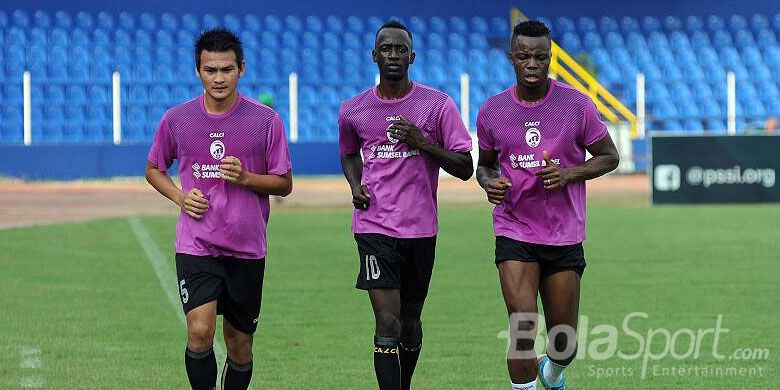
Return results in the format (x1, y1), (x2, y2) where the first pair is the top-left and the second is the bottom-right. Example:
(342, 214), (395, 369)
(125, 105), (148, 141)
(224, 14), (241, 32)
(556, 17), (576, 34)
(159, 13), (178, 31)
(620, 16), (640, 33)
(326, 16), (344, 33)
(669, 31), (691, 48)
(345, 16), (364, 34)
(33, 10), (51, 29)
(470, 16), (488, 35)
(342, 31), (361, 50)
(54, 11), (71, 29)
(1, 105), (23, 142)
(241, 31), (259, 49)
(84, 105), (109, 141)
(603, 31), (624, 47)
(712, 30), (733, 47)
(750, 14), (769, 32)
(683, 118), (703, 130)
(114, 29), (132, 46)
(322, 32), (340, 49)
(429, 16), (447, 34)
(93, 29), (110, 46)
(699, 100), (723, 117)
(690, 30), (711, 47)
(306, 15), (323, 34)
(704, 118), (726, 131)
(118, 12), (135, 30)
(28, 46), (47, 78)
(663, 16), (683, 31)
(181, 13), (198, 32)
(30, 27), (47, 46)
(559, 32), (581, 52)
(577, 16), (597, 33)
(178, 30), (195, 47)
(96, 11), (113, 30)
(744, 99), (766, 117)
(468, 33), (488, 49)
(62, 104), (84, 141)
(12, 10), (29, 28)
(202, 13), (219, 29)
(156, 30), (174, 47)
(449, 16), (468, 35)
(489, 16), (509, 36)
(757, 29), (778, 48)
(735, 29), (756, 46)
(598, 16), (618, 34)
(244, 15), (261, 32)
(7, 27), (26, 46)
(264, 15), (282, 33)
(280, 31), (297, 49)
(135, 30), (152, 47)
(72, 28), (90, 47)
(427, 33), (445, 50)
(43, 105), (65, 142)
(663, 120), (683, 131)
(728, 15), (747, 33)
(302, 31), (319, 49)
(448, 33), (466, 49)
(707, 15), (725, 33)
(75, 11), (93, 30)
(582, 31), (602, 50)
(626, 31), (648, 50)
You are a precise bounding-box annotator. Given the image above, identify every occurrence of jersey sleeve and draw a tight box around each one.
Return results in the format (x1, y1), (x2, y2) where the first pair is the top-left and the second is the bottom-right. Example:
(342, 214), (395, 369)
(147, 115), (176, 171)
(476, 106), (496, 151)
(266, 113), (292, 175)
(580, 98), (608, 146)
(338, 102), (361, 156)
(437, 97), (472, 152)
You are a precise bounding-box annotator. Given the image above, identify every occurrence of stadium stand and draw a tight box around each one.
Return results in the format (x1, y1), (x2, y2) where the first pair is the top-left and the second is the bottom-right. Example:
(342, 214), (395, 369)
(1, 10), (779, 142)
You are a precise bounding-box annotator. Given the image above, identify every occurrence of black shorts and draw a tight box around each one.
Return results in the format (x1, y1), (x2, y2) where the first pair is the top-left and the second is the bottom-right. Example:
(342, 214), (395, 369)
(354, 233), (436, 303)
(495, 236), (586, 278)
(175, 253), (265, 334)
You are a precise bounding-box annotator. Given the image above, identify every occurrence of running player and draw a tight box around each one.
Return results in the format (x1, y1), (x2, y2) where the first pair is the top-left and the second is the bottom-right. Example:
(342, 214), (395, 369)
(476, 20), (619, 390)
(145, 28), (292, 390)
(338, 20), (474, 390)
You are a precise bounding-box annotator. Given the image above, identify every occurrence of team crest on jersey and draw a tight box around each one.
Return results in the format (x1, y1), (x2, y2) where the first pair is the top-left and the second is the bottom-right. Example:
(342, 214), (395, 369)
(525, 128), (541, 148)
(385, 124), (400, 144)
(210, 140), (225, 160)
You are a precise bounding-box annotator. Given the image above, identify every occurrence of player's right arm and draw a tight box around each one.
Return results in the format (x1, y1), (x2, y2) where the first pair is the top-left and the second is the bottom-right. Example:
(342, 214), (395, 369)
(145, 162), (209, 219)
(476, 149), (511, 205)
(340, 154), (370, 210)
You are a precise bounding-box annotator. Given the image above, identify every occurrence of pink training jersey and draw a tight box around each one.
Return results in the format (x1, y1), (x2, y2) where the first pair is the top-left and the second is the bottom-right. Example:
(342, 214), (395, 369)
(148, 93), (291, 259)
(477, 79), (608, 245)
(339, 82), (473, 238)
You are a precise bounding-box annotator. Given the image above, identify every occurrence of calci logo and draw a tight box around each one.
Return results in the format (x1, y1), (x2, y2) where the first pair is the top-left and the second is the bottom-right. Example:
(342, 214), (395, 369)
(524, 121), (541, 148)
(210, 140), (225, 160)
(385, 115), (401, 143)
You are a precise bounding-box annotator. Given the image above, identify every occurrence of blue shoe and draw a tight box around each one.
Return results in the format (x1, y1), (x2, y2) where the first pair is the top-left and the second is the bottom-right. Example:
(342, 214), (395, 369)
(537, 354), (566, 390)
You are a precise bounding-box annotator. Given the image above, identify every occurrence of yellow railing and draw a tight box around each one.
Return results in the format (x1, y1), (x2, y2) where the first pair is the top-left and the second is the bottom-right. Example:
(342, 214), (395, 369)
(511, 8), (638, 138)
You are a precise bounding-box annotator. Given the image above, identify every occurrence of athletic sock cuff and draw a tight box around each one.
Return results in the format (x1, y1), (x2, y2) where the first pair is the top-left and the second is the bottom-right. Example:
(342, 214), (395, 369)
(374, 335), (399, 347)
(186, 346), (214, 359)
(227, 358), (253, 373)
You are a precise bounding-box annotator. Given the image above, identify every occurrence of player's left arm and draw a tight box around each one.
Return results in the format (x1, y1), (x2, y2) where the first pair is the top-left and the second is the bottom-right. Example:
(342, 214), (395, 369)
(388, 116), (473, 180)
(219, 156), (293, 196)
(535, 133), (619, 190)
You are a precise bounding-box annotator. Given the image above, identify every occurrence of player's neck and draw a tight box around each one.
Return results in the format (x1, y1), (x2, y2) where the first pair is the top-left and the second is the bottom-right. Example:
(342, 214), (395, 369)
(515, 78), (550, 103)
(204, 91), (240, 115)
(377, 78), (412, 100)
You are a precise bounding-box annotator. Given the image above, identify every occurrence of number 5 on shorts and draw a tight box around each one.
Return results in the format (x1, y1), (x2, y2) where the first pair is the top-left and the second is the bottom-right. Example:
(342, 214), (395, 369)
(179, 279), (189, 304)
(365, 255), (381, 280)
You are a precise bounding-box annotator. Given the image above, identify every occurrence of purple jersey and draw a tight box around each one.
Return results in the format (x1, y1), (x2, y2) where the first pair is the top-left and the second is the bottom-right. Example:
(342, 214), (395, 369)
(148, 94), (291, 259)
(477, 80), (608, 245)
(339, 83), (473, 238)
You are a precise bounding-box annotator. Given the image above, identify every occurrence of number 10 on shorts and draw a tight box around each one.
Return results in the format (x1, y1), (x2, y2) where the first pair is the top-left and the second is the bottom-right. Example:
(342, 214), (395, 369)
(365, 255), (381, 280)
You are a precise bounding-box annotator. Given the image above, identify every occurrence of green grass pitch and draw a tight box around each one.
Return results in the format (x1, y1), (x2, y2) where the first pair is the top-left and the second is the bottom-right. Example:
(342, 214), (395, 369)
(0, 203), (777, 388)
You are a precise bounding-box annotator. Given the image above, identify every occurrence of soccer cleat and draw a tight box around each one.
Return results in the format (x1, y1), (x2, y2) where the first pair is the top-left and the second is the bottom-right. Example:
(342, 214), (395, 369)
(536, 354), (566, 390)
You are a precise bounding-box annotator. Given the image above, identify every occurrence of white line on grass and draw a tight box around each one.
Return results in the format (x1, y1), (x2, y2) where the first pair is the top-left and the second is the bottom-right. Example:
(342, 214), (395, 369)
(18, 346), (43, 388)
(127, 217), (227, 366)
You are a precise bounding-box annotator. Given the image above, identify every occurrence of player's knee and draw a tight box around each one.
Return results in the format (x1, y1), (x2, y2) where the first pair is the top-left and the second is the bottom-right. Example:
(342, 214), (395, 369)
(400, 320), (423, 349)
(375, 311), (401, 337)
(224, 332), (253, 364)
(187, 322), (216, 350)
(548, 333), (578, 365)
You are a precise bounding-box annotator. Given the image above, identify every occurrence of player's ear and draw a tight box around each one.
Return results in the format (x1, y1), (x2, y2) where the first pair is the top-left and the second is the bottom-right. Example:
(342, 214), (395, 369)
(371, 49), (378, 64)
(238, 61), (246, 78)
(409, 51), (416, 64)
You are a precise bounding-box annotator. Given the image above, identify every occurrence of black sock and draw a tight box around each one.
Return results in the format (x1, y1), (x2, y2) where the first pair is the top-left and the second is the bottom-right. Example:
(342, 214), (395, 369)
(374, 335), (400, 390)
(222, 358), (253, 390)
(185, 346), (216, 390)
(399, 329), (422, 390)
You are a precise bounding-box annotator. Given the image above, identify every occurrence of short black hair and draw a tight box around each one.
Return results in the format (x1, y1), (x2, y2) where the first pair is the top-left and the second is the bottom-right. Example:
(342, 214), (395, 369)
(194, 27), (244, 70)
(375, 19), (413, 45)
(511, 20), (551, 48)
